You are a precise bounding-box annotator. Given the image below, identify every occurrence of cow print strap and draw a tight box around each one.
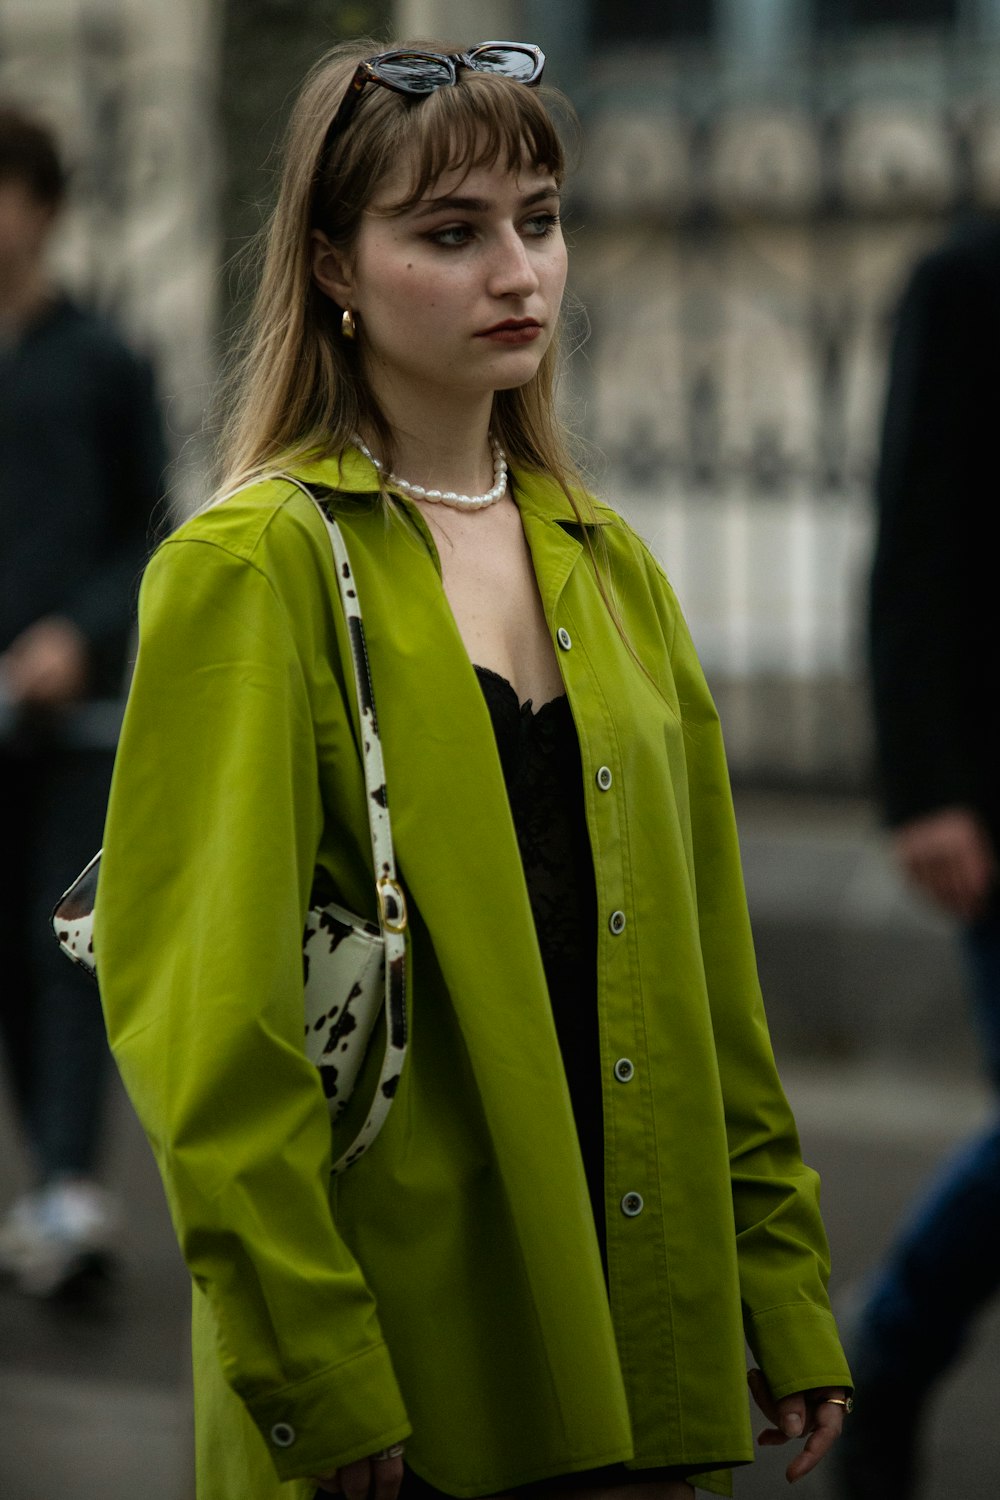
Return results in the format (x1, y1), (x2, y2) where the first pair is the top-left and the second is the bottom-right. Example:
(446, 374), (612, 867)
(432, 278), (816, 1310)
(276, 473), (408, 1173)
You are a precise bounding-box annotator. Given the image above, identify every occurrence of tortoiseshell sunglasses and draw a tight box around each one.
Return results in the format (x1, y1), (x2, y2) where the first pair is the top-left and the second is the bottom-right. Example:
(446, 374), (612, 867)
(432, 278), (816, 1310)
(326, 41), (546, 141)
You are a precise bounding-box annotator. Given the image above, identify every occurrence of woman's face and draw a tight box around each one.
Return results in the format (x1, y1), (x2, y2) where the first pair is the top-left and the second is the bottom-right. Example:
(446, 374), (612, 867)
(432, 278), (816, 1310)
(315, 152), (568, 416)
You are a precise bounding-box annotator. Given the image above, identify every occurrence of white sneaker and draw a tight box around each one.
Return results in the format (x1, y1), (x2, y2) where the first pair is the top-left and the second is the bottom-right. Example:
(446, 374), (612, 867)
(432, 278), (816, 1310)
(1, 1179), (121, 1298)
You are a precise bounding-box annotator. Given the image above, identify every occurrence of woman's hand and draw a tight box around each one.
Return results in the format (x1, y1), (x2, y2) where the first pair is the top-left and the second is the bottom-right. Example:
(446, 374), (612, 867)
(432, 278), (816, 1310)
(312, 1446), (406, 1499)
(747, 1368), (850, 1484)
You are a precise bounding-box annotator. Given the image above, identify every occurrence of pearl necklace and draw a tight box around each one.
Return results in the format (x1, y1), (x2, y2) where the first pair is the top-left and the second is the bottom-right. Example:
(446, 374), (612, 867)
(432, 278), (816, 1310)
(354, 436), (508, 511)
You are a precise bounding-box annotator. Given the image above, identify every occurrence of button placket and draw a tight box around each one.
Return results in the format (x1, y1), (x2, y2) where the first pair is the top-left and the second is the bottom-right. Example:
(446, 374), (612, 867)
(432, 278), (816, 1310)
(584, 673), (641, 1250)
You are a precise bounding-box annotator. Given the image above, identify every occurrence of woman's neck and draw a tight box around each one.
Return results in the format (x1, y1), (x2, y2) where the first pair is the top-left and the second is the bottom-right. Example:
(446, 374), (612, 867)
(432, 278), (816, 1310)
(360, 387), (498, 498)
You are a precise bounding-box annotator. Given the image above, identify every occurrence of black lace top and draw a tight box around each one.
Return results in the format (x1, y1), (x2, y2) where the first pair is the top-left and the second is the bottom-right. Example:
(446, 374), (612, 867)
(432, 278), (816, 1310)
(470, 668), (703, 1493)
(473, 666), (605, 1256)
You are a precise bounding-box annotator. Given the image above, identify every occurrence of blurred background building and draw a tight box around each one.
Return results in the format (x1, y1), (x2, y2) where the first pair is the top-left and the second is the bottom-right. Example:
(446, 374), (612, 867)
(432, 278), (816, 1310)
(5, 0), (998, 792)
(564, 0), (1000, 794)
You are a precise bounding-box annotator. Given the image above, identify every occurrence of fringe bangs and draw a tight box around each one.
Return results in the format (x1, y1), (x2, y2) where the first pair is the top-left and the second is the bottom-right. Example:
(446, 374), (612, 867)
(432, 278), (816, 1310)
(376, 75), (566, 209)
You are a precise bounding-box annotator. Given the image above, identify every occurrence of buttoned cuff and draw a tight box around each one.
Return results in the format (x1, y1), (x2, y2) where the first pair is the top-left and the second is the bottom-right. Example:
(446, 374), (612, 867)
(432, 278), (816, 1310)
(245, 1340), (412, 1481)
(746, 1302), (853, 1401)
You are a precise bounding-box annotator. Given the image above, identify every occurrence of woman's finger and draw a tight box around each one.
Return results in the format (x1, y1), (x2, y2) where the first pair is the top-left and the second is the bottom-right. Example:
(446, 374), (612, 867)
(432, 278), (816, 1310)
(310, 1448), (406, 1500)
(786, 1401), (845, 1483)
(775, 1392), (807, 1440)
(746, 1367), (779, 1424)
(370, 1453), (406, 1500)
(338, 1458), (374, 1500)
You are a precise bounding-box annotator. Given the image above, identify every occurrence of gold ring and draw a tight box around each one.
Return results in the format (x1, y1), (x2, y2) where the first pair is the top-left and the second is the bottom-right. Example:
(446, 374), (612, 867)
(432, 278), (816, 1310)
(821, 1396), (854, 1413)
(372, 1444), (406, 1461)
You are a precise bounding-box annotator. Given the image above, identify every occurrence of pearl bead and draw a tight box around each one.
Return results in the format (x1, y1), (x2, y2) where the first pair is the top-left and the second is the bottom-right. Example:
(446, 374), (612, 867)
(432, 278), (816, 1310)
(353, 436), (508, 511)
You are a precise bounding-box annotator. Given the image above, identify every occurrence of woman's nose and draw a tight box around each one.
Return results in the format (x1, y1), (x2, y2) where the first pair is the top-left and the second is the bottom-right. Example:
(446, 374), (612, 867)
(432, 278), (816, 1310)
(487, 230), (539, 298)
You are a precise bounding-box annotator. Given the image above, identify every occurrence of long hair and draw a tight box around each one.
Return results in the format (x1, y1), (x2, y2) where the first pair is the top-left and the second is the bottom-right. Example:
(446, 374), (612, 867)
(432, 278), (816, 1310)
(216, 38), (588, 505)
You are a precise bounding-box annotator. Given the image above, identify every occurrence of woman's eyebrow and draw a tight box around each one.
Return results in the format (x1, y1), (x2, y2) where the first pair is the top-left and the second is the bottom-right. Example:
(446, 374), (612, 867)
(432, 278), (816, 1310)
(411, 185), (560, 218)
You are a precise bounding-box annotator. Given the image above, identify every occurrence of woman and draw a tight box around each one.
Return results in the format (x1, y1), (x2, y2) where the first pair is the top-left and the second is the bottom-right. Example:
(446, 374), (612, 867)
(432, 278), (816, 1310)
(95, 38), (851, 1500)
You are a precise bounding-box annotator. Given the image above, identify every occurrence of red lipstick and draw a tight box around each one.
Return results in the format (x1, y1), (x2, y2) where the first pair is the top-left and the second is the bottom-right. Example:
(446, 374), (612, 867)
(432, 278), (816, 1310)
(477, 318), (543, 344)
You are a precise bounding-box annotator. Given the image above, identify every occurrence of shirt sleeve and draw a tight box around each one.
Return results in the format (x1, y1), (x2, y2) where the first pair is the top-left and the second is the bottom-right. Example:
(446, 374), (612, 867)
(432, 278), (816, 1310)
(94, 534), (411, 1479)
(654, 562), (851, 1399)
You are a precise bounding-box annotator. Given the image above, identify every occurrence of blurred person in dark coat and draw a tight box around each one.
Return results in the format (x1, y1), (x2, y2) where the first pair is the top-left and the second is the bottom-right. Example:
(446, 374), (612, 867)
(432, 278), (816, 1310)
(0, 105), (166, 1295)
(834, 221), (1000, 1497)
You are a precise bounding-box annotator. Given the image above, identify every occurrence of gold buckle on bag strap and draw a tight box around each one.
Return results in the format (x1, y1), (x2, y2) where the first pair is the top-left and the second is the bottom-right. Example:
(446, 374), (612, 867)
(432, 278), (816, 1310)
(376, 875), (408, 934)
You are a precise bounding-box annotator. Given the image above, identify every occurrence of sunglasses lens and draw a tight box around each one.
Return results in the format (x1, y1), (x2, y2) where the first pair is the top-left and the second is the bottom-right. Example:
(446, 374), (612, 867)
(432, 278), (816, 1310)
(375, 53), (455, 94)
(469, 46), (541, 82)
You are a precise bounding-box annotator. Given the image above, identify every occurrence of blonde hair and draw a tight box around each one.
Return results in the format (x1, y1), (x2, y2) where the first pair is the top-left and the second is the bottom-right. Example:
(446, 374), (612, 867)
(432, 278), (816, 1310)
(216, 38), (590, 509)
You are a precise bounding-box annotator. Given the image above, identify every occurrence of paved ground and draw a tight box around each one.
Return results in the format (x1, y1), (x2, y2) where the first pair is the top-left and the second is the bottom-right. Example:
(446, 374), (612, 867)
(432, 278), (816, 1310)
(1, 792), (997, 1500)
(0, 1075), (192, 1500)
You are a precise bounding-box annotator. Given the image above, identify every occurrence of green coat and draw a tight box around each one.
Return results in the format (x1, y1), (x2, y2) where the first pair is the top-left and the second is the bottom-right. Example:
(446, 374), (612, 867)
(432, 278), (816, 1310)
(95, 450), (850, 1500)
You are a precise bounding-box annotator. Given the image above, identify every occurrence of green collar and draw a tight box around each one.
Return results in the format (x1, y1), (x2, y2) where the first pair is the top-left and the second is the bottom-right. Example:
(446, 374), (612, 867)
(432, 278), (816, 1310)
(286, 447), (617, 529)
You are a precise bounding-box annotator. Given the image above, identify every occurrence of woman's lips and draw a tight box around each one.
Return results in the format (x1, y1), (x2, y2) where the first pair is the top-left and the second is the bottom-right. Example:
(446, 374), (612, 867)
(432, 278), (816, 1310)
(477, 322), (543, 344)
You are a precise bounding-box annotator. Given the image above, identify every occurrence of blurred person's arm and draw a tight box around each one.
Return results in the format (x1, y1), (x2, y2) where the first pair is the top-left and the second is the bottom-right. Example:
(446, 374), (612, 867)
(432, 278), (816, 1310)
(893, 806), (996, 923)
(0, 614), (89, 706)
(870, 238), (998, 916)
(67, 341), (167, 682)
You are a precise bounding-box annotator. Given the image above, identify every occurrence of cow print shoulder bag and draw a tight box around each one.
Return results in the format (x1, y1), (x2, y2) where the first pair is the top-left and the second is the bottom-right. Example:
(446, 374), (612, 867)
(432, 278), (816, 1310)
(51, 476), (408, 1174)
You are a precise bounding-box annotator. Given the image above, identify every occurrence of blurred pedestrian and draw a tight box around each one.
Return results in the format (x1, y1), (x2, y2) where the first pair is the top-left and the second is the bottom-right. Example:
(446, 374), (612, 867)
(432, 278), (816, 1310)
(0, 104), (167, 1296)
(834, 221), (1000, 1498)
(93, 37), (851, 1500)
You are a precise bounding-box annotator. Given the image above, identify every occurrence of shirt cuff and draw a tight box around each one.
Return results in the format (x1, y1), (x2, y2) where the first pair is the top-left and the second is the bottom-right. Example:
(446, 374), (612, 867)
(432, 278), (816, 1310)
(244, 1339), (412, 1481)
(746, 1302), (853, 1401)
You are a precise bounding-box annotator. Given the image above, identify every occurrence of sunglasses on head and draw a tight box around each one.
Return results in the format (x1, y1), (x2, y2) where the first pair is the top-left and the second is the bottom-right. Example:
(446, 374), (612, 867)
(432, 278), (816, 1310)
(326, 41), (546, 142)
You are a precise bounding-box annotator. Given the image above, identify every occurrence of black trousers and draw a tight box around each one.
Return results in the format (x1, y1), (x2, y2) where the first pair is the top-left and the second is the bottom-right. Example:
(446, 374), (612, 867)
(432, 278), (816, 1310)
(0, 737), (114, 1179)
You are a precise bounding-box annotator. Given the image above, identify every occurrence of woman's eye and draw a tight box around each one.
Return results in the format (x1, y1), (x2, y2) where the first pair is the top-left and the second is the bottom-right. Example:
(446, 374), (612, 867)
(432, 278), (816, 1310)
(428, 224), (474, 247)
(524, 213), (561, 238)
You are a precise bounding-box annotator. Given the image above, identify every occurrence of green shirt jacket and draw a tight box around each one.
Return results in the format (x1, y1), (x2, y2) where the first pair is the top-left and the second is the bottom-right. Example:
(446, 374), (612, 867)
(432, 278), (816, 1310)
(95, 450), (850, 1500)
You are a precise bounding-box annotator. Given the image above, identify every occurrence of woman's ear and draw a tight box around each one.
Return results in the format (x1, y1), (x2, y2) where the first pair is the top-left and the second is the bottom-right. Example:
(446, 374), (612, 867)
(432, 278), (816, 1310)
(311, 230), (353, 305)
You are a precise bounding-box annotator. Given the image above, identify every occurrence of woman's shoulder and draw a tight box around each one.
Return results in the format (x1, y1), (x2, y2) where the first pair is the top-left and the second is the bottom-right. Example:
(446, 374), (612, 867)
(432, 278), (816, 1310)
(158, 451), (381, 571)
(595, 506), (681, 608)
(164, 474), (307, 546)
(135, 476), (346, 657)
(146, 476), (357, 611)
(512, 465), (684, 626)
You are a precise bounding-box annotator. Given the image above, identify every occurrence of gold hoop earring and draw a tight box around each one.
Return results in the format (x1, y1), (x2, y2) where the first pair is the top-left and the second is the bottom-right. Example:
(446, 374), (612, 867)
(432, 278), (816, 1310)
(341, 307), (357, 340)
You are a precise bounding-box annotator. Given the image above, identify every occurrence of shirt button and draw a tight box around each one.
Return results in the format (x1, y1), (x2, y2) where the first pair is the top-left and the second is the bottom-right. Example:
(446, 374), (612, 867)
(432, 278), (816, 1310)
(614, 1057), (635, 1083)
(556, 626), (572, 650)
(596, 766), (613, 791)
(270, 1422), (296, 1448)
(609, 910), (626, 935)
(621, 1191), (645, 1218)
